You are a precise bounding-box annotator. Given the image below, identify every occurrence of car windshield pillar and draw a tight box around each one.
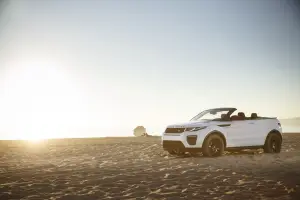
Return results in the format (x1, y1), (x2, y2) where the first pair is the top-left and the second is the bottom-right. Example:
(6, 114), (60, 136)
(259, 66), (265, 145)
(190, 108), (236, 121)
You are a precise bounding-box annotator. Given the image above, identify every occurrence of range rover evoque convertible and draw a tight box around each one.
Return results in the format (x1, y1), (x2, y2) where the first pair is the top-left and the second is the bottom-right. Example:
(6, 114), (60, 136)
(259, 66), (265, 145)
(162, 107), (283, 157)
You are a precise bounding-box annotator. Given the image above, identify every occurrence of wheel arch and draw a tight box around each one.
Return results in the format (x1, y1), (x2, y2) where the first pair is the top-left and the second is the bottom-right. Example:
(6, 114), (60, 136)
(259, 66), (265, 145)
(203, 131), (227, 148)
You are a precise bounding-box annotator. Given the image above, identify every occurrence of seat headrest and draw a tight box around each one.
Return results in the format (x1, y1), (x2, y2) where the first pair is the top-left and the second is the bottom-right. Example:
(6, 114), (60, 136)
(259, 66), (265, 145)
(251, 113), (258, 119)
(221, 114), (229, 121)
(238, 112), (245, 118)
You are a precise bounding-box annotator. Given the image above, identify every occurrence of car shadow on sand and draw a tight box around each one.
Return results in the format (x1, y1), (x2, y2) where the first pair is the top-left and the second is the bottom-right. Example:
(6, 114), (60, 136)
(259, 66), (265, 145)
(170, 149), (265, 159)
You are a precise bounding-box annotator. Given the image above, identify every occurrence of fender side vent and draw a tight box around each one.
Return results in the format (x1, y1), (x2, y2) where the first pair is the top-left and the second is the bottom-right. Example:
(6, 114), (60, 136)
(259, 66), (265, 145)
(218, 124), (231, 127)
(187, 135), (197, 145)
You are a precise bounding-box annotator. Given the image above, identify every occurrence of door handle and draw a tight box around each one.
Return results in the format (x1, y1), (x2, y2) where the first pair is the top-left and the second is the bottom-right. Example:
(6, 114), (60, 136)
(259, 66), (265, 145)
(248, 122), (254, 124)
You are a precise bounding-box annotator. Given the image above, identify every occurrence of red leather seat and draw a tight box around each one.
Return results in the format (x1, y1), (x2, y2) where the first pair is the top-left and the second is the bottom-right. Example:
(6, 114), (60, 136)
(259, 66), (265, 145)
(231, 115), (242, 121)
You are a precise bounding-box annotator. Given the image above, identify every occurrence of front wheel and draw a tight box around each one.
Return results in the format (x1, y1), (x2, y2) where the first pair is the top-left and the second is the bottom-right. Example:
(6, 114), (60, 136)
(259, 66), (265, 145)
(202, 134), (225, 157)
(264, 133), (282, 153)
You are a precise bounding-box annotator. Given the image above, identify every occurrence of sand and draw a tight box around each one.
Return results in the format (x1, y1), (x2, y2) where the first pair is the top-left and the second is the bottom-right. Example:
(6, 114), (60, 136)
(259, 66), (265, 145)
(1, 133), (300, 200)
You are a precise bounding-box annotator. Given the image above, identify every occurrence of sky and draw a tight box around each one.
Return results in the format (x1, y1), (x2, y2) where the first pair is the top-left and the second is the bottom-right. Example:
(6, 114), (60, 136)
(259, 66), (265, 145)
(0, 0), (299, 139)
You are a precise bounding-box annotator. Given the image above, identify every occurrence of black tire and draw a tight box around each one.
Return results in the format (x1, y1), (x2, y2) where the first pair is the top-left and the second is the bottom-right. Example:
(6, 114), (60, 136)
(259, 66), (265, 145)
(202, 134), (225, 157)
(264, 133), (282, 153)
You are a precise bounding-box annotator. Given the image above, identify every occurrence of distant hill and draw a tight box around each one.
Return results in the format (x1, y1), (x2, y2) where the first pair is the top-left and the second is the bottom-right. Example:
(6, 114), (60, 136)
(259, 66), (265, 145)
(279, 117), (300, 126)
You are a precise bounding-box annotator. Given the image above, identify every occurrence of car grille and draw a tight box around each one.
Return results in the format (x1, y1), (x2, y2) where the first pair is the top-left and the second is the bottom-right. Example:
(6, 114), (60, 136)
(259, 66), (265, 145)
(163, 141), (185, 149)
(165, 128), (185, 134)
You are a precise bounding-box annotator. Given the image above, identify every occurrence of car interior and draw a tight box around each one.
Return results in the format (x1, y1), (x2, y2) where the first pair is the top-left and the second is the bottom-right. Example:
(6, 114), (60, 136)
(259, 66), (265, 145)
(220, 112), (259, 121)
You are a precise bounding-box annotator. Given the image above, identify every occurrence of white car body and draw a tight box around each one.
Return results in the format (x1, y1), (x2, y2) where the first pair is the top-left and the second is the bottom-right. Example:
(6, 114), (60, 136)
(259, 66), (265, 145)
(162, 108), (283, 153)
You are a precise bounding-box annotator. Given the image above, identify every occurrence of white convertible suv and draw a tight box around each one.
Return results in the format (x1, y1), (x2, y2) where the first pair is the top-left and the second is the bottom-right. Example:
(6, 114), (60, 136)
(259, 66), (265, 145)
(162, 108), (283, 157)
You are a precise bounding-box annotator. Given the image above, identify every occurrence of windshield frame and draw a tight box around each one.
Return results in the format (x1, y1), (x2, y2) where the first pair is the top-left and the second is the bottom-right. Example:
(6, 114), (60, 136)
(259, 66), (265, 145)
(190, 107), (236, 121)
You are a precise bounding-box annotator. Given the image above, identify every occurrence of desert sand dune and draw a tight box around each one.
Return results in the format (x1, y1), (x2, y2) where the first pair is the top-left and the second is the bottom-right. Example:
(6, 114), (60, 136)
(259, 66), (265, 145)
(1, 134), (300, 200)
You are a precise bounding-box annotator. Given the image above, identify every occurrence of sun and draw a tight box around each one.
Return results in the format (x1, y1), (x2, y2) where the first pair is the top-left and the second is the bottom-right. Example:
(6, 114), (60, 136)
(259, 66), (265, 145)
(1, 60), (88, 140)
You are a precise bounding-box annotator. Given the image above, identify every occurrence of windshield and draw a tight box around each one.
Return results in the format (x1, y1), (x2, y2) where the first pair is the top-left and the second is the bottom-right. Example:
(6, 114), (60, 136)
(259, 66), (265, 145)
(190, 108), (235, 121)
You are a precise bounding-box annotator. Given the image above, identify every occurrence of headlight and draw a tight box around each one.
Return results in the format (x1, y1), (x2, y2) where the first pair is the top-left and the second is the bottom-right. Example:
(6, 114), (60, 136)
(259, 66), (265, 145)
(185, 126), (207, 132)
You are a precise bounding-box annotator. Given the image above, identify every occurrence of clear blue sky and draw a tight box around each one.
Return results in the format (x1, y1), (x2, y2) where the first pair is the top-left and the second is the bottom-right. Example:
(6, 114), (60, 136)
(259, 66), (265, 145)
(0, 0), (299, 139)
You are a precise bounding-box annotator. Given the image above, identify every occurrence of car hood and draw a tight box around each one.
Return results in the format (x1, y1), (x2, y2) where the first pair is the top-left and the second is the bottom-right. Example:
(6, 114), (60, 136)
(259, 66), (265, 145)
(167, 120), (211, 128)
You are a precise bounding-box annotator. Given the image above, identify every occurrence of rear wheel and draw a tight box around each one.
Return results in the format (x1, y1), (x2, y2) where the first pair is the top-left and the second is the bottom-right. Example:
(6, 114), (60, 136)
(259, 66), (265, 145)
(202, 134), (225, 157)
(264, 133), (282, 153)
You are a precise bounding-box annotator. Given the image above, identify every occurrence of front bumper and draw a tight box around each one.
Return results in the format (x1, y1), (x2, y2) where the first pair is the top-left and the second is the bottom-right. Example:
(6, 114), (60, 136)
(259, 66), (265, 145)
(161, 129), (207, 151)
(162, 140), (202, 152)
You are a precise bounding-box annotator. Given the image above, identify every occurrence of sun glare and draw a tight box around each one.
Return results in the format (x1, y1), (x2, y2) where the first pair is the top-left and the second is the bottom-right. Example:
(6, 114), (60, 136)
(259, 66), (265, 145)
(1, 60), (88, 140)
(26, 138), (43, 143)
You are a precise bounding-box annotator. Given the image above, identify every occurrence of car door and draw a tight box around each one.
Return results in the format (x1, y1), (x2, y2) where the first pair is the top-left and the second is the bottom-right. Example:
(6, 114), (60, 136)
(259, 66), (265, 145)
(226, 120), (254, 147)
(245, 119), (267, 146)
